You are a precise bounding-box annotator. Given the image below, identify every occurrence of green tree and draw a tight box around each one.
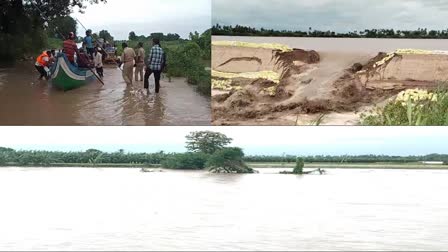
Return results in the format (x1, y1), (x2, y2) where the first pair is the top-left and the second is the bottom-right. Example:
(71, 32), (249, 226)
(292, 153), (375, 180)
(293, 157), (305, 174)
(98, 30), (114, 42)
(0, 0), (105, 62)
(150, 32), (164, 41)
(128, 31), (137, 41)
(0, 153), (6, 165)
(166, 33), (181, 41)
(186, 131), (233, 154)
(47, 16), (77, 39)
(206, 147), (255, 174)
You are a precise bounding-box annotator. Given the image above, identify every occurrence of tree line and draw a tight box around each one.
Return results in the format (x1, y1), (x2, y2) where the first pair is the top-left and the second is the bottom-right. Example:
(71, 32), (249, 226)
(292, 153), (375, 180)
(0, 131), (255, 173)
(128, 32), (181, 42)
(212, 24), (448, 39)
(2, 147), (447, 166)
(244, 154), (448, 163)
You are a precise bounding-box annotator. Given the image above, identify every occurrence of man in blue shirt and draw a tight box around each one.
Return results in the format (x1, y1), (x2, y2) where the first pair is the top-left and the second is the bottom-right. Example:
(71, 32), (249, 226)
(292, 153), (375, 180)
(84, 29), (95, 59)
(144, 38), (166, 94)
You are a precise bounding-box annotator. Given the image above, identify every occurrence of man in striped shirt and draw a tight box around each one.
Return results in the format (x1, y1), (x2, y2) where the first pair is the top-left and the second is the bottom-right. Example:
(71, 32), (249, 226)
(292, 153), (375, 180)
(144, 38), (166, 93)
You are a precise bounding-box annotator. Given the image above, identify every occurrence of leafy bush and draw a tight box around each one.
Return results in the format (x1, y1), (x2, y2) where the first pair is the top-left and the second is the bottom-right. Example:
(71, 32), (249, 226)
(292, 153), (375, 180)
(161, 153), (209, 170)
(206, 147), (255, 174)
(165, 41), (211, 95)
(293, 157), (305, 174)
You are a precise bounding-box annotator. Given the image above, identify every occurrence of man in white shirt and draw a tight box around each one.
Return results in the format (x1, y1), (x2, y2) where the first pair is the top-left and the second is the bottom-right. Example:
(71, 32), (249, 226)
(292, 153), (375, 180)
(94, 47), (104, 78)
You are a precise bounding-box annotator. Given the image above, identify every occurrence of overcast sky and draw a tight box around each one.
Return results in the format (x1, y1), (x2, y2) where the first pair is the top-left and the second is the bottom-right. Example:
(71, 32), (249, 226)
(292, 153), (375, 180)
(1, 127), (447, 156)
(212, 0), (448, 32)
(71, 0), (211, 40)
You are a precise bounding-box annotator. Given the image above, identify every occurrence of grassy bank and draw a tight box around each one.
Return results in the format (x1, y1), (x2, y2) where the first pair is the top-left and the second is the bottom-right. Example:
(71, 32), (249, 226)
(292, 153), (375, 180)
(361, 88), (448, 126)
(247, 162), (448, 170)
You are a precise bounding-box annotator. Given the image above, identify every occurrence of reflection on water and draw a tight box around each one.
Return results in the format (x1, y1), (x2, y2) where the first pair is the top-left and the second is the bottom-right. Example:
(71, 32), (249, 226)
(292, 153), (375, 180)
(0, 168), (447, 251)
(0, 63), (210, 125)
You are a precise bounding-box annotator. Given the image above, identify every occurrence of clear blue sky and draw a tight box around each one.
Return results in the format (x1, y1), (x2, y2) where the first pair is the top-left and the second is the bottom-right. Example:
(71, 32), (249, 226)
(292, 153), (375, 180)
(1, 127), (447, 156)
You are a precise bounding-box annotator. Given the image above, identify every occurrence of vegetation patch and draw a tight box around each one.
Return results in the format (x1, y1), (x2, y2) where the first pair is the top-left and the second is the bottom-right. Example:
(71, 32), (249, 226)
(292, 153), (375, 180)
(361, 88), (448, 126)
(212, 41), (293, 52)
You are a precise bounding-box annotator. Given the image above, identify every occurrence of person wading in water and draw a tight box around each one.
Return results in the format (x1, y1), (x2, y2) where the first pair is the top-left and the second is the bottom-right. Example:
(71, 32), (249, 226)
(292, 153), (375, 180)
(94, 47), (104, 78)
(63, 32), (79, 65)
(135, 42), (145, 82)
(144, 38), (166, 94)
(34, 50), (52, 80)
(120, 42), (136, 85)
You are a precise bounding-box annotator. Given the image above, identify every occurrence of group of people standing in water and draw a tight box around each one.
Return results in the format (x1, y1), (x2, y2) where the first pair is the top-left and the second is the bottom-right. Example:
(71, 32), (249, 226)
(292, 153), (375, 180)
(35, 29), (166, 94)
(119, 38), (166, 93)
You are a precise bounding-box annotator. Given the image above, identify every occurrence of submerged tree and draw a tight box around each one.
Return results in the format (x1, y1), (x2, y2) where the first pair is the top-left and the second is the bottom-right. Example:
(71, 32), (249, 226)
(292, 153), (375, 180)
(293, 157), (305, 174)
(186, 131), (233, 155)
(206, 147), (255, 174)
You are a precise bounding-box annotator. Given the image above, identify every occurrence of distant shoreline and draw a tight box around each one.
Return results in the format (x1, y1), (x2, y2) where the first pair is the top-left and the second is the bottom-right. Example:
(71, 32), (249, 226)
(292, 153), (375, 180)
(1, 162), (447, 170)
(212, 24), (448, 40)
(248, 162), (448, 170)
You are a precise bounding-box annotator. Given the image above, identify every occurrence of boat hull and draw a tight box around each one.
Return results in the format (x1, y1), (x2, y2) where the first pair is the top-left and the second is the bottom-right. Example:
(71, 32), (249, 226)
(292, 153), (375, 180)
(50, 54), (96, 91)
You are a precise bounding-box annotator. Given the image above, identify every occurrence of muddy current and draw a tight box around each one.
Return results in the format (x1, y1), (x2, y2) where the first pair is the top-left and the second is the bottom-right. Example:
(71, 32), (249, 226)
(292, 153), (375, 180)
(0, 62), (210, 126)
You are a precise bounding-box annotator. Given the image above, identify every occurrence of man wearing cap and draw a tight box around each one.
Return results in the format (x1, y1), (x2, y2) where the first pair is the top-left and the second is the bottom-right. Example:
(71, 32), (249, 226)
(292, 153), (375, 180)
(63, 32), (79, 65)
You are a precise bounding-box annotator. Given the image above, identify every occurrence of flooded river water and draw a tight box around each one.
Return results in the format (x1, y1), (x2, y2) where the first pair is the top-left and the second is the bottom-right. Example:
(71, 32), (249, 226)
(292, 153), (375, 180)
(1, 167), (448, 251)
(0, 63), (210, 125)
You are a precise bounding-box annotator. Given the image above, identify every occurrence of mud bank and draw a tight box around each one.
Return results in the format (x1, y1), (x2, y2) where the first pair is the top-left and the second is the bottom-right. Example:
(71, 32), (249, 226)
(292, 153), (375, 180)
(357, 50), (448, 90)
(212, 42), (448, 125)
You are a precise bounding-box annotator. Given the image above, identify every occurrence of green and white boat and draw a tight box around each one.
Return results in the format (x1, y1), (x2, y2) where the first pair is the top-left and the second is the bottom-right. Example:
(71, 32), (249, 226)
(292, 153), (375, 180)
(50, 53), (96, 91)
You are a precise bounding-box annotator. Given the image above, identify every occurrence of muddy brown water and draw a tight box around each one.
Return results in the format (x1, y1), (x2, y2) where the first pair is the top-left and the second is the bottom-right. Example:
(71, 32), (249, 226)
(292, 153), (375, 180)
(1, 167), (448, 250)
(0, 62), (210, 125)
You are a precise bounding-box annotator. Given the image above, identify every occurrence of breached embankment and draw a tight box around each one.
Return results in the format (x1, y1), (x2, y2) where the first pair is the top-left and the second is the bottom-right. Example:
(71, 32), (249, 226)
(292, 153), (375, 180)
(212, 41), (320, 122)
(212, 42), (448, 125)
(356, 49), (448, 90)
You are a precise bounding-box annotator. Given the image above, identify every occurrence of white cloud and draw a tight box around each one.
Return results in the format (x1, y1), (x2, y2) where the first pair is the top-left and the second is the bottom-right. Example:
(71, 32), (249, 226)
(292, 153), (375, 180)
(212, 0), (448, 31)
(72, 0), (211, 39)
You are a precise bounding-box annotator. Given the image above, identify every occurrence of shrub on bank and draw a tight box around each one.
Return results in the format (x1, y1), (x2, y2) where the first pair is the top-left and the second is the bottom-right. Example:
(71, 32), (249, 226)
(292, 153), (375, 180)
(165, 42), (211, 96)
(206, 147), (256, 174)
(161, 153), (209, 170)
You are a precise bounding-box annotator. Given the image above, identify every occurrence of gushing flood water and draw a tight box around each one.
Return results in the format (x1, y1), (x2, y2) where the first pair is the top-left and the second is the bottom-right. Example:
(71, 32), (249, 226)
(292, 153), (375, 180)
(1, 167), (448, 251)
(0, 63), (210, 125)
